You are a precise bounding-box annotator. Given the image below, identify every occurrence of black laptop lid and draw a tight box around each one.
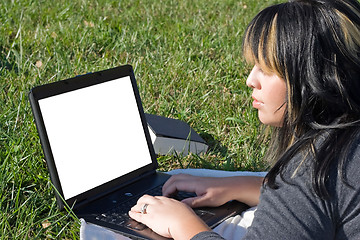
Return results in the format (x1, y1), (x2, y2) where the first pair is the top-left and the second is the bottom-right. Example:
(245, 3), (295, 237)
(29, 65), (157, 210)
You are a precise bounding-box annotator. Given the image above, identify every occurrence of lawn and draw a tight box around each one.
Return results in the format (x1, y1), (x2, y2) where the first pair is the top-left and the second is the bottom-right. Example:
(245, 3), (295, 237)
(1, 0), (280, 238)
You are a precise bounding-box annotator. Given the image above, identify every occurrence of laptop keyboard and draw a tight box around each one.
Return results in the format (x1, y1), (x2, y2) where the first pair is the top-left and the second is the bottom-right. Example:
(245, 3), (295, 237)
(95, 185), (202, 230)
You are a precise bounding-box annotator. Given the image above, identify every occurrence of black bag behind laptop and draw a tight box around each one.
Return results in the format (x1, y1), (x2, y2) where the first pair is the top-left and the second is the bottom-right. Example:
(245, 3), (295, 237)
(29, 65), (248, 239)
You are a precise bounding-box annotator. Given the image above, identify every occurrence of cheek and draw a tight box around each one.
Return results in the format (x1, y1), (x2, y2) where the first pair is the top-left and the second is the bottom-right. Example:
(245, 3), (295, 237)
(260, 80), (287, 126)
(272, 90), (287, 109)
(269, 79), (287, 109)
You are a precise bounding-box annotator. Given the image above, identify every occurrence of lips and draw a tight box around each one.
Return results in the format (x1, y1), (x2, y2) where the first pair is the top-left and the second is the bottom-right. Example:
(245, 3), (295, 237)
(252, 96), (263, 109)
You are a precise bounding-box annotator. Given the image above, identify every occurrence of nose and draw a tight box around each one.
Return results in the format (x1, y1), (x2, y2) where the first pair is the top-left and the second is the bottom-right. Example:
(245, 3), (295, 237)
(246, 75), (255, 89)
(246, 66), (259, 89)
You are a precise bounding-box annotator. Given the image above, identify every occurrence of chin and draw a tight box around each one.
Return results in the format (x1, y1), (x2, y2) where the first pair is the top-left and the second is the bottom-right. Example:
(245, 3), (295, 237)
(258, 115), (283, 127)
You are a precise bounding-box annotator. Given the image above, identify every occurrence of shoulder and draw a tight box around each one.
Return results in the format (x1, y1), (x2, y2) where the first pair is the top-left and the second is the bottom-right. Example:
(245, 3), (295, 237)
(328, 131), (360, 239)
(245, 130), (360, 239)
(281, 129), (360, 188)
(278, 130), (360, 200)
(340, 133), (360, 185)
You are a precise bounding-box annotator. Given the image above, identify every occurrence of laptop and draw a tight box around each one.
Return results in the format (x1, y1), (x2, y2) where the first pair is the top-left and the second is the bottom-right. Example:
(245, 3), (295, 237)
(29, 65), (248, 239)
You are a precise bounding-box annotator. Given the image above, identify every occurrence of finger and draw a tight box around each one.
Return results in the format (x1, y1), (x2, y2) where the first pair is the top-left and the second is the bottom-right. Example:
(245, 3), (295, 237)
(181, 196), (208, 208)
(128, 208), (147, 223)
(137, 203), (151, 214)
(162, 175), (197, 197)
(162, 174), (188, 195)
(128, 205), (172, 239)
(130, 202), (150, 214)
(130, 194), (156, 213)
(163, 182), (193, 197)
(136, 194), (157, 205)
(129, 198), (154, 221)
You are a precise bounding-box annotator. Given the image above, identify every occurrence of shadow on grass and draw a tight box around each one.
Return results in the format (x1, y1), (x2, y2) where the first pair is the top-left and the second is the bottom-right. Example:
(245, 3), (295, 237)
(199, 132), (229, 158)
(0, 47), (19, 74)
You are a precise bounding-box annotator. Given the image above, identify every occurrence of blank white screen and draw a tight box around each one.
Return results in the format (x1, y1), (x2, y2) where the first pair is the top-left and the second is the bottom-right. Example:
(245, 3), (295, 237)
(38, 76), (152, 200)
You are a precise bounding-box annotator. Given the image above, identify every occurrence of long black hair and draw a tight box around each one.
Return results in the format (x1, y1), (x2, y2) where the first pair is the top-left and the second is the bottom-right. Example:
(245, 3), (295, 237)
(243, 0), (360, 199)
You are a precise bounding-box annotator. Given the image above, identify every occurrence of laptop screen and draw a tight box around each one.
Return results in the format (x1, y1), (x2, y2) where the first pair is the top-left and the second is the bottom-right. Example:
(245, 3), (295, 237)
(38, 76), (153, 200)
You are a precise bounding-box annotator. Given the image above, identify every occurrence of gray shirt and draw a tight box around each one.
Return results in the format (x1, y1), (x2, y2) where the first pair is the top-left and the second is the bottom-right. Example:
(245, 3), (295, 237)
(192, 140), (360, 240)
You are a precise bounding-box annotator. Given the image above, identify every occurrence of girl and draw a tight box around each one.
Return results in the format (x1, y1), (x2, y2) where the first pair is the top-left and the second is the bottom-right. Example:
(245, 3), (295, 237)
(129, 0), (360, 239)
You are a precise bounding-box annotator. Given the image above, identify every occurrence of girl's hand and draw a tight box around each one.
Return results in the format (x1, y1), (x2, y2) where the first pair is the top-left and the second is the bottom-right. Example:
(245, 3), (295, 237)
(162, 174), (263, 207)
(128, 194), (210, 239)
(162, 174), (232, 208)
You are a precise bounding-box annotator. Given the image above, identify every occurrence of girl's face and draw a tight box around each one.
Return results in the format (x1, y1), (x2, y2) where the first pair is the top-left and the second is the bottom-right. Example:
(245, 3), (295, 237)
(246, 65), (287, 127)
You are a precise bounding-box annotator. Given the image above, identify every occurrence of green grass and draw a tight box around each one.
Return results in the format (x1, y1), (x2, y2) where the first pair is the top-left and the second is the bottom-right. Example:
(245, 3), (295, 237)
(1, 0), (281, 238)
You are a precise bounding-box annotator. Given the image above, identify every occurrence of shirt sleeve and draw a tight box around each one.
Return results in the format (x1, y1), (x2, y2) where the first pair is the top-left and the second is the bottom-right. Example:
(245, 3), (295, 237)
(242, 158), (335, 240)
(190, 231), (225, 240)
(243, 138), (360, 240)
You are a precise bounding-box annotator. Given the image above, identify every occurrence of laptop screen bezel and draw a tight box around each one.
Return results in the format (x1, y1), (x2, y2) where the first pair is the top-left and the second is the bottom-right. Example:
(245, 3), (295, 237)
(29, 65), (158, 210)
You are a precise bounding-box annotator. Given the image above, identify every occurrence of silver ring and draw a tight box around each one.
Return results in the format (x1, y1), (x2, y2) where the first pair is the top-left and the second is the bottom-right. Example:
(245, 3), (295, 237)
(141, 203), (149, 214)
